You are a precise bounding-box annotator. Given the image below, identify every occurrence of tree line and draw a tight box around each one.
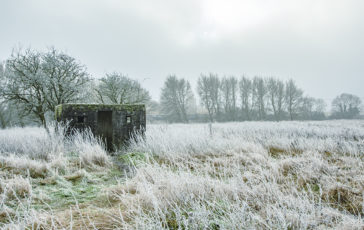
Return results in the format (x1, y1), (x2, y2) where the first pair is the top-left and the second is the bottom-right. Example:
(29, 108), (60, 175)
(0, 47), (362, 128)
(159, 74), (362, 123)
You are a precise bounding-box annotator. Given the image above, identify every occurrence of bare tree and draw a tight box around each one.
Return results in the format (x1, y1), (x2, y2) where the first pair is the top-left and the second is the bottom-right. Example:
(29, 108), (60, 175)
(2, 48), (89, 130)
(42, 48), (89, 111)
(198, 75), (214, 122)
(332, 93), (361, 119)
(267, 77), (285, 121)
(285, 79), (303, 120)
(146, 100), (160, 114)
(0, 62), (3, 79)
(208, 73), (222, 121)
(79, 80), (99, 103)
(221, 76), (238, 121)
(160, 75), (193, 123)
(300, 97), (315, 120)
(95, 72), (150, 104)
(299, 97), (327, 120)
(0, 61), (4, 97)
(0, 62), (33, 128)
(239, 76), (253, 120)
(4, 49), (48, 129)
(0, 63), (10, 128)
(0, 101), (32, 128)
(252, 76), (267, 120)
(313, 98), (327, 119)
(197, 73), (221, 122)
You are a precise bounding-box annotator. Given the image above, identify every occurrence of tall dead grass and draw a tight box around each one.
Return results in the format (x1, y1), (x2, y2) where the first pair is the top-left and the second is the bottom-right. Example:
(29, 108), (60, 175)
(0, 124), (112, 228)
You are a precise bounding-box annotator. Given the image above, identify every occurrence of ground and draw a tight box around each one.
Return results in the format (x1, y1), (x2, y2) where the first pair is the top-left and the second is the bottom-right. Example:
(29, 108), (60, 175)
(0, 120), (363, 229)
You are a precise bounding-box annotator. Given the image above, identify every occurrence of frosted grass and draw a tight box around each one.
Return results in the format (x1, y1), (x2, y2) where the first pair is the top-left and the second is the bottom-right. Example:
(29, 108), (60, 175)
(1, 120), (363, 229)
(119, 120), (364, 229)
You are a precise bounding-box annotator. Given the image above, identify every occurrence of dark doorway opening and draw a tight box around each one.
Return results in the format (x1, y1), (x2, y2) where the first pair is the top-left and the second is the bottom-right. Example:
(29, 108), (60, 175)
(77, 116), (86, 123)
(97, 111), (113, 151)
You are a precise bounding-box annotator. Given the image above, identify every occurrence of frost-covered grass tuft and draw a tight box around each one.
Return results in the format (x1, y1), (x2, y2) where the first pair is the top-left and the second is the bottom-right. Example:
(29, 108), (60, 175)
(0, 124), (115, 228)
(70, 130), (112, 168)
(0, 124), (65, 160)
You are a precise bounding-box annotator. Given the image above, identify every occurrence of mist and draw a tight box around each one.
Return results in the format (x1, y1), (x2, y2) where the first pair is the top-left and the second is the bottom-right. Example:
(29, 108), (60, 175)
(1, 0), (364, 103)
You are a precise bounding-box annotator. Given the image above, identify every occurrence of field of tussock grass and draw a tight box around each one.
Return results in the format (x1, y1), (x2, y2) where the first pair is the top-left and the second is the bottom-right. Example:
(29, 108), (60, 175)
(0, 120), (364, 229)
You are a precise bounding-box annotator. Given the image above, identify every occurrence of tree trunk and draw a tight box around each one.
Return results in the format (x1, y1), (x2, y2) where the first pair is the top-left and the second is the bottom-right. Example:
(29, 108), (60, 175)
(38, 112), (50, 134)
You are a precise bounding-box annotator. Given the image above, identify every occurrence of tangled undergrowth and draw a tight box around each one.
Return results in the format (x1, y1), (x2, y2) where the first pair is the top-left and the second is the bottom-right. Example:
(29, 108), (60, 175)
(0, 120), (364, 229)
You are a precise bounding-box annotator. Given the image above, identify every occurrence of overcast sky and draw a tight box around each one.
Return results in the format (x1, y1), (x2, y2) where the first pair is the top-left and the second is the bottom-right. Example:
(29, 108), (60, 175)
(1, 0), (364, 103)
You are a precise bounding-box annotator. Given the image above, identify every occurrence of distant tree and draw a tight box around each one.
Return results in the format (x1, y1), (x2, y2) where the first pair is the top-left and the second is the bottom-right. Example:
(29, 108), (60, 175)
(220, 76), (238, 121)
(0, 62), (4, 96)
(0, 63), (10, 128)
(0, 62), (3, 78)
(299, 97), (315, 120)
(95, 72), (150, 104)
(252, 76), (267, 120)
(285, 79), (303, 120)
(331, 93), (361, 119)
(197, 76), (213, 122)
(267, 77), (285, 121)
(0, 101), (33, 128)
(146, 100), (160, 114)
(79, 80), (99, 103)
(186, 95), (198, 115)
(2, 48), (89, 130)
(160, 75), (193, 123)
(0, 62), (32, 128)
(299, 97), (327, 120)
(312, 98), (327, 119)
(197, 73), (221, 122)
(0, 102), (12, 128)
(239, 76), (253, 120)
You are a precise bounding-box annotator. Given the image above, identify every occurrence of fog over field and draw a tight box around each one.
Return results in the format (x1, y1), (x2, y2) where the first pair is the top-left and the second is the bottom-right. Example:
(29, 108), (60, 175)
(1, 0), (364, 102)
(0, 0), (364, 229)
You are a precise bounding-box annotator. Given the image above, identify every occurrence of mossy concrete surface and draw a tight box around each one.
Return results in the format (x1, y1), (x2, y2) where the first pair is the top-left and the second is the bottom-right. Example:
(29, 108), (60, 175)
(55, 103), (145, 121)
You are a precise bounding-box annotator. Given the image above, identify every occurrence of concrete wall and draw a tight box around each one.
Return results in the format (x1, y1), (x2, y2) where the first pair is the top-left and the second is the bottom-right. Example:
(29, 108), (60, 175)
(55, 104), (146, 151)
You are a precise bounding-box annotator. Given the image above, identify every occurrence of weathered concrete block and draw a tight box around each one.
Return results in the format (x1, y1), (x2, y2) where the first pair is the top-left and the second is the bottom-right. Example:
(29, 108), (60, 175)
(55, 104), (146, 151)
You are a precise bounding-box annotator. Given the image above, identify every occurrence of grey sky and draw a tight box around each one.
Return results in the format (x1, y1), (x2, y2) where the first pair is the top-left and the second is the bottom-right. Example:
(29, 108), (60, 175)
(1, 0), (364, 103)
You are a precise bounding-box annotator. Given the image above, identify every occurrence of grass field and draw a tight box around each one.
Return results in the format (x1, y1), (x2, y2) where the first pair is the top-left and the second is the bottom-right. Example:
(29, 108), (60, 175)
(0, 121), (363, 229)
